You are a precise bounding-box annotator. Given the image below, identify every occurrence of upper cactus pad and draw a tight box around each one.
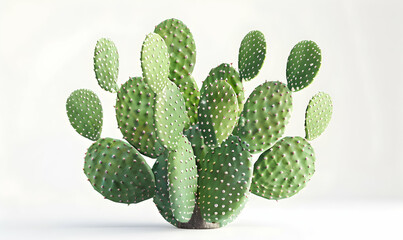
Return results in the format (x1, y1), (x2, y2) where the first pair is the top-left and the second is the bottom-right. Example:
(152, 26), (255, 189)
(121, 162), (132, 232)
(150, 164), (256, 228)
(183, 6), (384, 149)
(93, 38), (119, 92)
(141, 33), (170, 93)
(154, 18), (196, 82)
(205, 63), (244, 113)
(305, 92), (333, 140)
(234, 81), (292, 153)
(84, 138), (155, 204)
(176, 75), (200, 127)
(198, 79), (239, 148)
(155, 81), (190, 149)
(251, 136), (315, 200)
(238, 30), (266, 81)
(286, 40), (321, 92)
(66, 89), (103, 141)
(198, 136), (252, 223)
(115, 77), (164, 158)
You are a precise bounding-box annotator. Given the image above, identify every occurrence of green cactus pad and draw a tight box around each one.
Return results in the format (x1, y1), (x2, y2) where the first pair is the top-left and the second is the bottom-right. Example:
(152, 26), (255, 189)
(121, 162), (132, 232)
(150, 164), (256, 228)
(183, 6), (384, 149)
(152, 155), (179, 227)
(198, 135), (252, 223)
(204, 63), (244, 113)
(251, 136), (315, 200)
(184, 124), (208, 171)
(141, 33), (170, 93)
(305, 92), (333, 141)
(155, 81), (190, 149)
(115, 77), (164, 158)
(84, 138), (155, 204)
(233, 81), (292, 154)
(176, 75), (200, 127)
(238, 30), (266, 81)
(154, 18), (196, 82)
(198, 80), (239, 148)
(166, 136), (198, 222)
(286, 40), (321, 92)
(66, 89), (103, 141)
(93, 38), (119, 92)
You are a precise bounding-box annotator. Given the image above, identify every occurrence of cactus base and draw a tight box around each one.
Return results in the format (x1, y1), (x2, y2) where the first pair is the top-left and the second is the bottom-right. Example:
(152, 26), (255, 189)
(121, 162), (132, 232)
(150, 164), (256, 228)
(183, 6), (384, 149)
(176, 205), (220, 229)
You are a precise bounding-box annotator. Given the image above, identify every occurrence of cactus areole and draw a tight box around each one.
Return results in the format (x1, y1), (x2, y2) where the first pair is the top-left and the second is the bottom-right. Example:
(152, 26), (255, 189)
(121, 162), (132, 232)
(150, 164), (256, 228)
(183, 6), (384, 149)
(66, 18), (333, 229)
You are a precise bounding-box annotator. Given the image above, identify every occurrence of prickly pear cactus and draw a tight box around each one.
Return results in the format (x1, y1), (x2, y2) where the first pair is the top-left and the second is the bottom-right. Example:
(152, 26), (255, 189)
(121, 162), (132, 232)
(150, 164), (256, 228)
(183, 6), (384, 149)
(286, 40), (321, 92)
(66, 18), (333, 229)
(84, 138), (155, 203)
(66, 89), (103, 141)
(93, 38), (119, 93)
(251, 136), (315, 200)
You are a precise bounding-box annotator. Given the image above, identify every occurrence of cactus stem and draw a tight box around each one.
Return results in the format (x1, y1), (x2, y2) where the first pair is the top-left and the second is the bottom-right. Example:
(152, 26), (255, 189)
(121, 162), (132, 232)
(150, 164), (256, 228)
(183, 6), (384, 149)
(177, 204), (220, 229)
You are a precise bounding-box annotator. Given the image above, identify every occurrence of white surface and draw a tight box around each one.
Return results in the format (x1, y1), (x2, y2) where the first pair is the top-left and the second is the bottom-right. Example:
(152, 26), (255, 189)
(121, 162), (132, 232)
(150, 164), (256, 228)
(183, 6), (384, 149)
(1, 0), (403, 239)
(1, 200), (402, 240)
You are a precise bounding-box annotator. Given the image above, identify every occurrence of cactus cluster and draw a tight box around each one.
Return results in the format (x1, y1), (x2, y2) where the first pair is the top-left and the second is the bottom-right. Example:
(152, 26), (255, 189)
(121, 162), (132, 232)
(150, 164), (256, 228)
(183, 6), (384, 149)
(66, 18), (333, 229)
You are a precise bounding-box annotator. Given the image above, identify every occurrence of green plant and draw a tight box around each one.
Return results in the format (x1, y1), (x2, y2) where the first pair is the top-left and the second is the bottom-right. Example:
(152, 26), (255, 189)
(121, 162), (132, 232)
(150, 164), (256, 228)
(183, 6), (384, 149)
(66, 18), (333, 229)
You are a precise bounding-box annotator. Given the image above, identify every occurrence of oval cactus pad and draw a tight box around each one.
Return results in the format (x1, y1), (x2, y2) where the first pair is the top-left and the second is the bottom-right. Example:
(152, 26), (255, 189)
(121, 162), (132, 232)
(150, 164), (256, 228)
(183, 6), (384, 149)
(176, 75), (200, 127)
(167, 136), (198, 222)
(305, 92), (333, 140)
(93, 38), (119, 92)
(234, 81), (292, 154)
(84, 138), (155, 204)
(66, 89), (103, 141)
(205, 63), (244, 113)
(198, 135), (252, 223)
(286, 40), (321, 92)
(238, 30), (266, 81)
(251, 136), (315, 200)
(155, 81), (190, 150)
(141, 33), (170, 93)
(115, 77), (164, 158)
(154, 18), (196, 82)
(152, 155), (179, 226)
(198, 80), (239, 148)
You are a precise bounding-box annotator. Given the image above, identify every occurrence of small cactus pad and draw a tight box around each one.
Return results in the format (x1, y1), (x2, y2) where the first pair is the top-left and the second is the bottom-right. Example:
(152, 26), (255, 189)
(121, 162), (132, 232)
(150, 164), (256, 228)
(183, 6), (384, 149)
(84, 138), (155, 204)
(184, 124), (208, 171)
(238, 30), (266, 81)
(198, 80), (239, 148)
(154, 18), (196, 82)
(166, 136), (198, 222)
(155, 81), (190, 149)
(93, 38), (119, 92)
(141, 33), (170, 93)
(115, 77), (164, 158)
(66, 89), (103, 141)
(204, 63), (244, 113)
(305, 92), (333, 141)
(251, 136), (315, 200)
(152, 155), (179, 226)
(198, 136), (252, 223)
(286, 40), (321, 92)
(176, 75), (200, 127)
(234, 81), (292, 154)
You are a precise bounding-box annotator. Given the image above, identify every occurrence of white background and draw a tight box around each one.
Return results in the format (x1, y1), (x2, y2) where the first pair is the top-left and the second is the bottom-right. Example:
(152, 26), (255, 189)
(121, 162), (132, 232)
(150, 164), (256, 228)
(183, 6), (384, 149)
(1, 0), (402, 239)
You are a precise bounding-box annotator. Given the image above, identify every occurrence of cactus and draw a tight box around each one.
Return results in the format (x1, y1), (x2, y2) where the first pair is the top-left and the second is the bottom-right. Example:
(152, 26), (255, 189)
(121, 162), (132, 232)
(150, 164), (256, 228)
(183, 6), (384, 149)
(93, 38), (119, 93)
(66, 89), (103, 141)
(286, 40), (321, 92)
(84, 138), (155, 203)
(305, 92), (333, 141)
(198, 79), (239, 148)
(66, 18), (333, 229)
